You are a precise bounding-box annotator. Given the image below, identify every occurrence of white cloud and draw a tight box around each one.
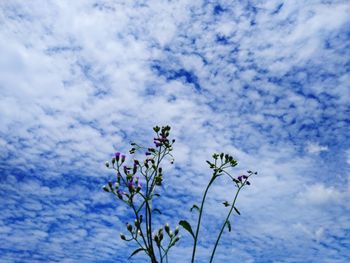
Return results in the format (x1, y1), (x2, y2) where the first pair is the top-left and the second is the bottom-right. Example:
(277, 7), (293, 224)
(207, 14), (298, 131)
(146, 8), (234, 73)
(306, 142), (329, 154)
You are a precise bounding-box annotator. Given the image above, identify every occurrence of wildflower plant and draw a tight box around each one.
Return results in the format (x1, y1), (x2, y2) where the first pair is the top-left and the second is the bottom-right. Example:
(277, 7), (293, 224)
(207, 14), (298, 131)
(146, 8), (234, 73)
(102, 125), (256, 262)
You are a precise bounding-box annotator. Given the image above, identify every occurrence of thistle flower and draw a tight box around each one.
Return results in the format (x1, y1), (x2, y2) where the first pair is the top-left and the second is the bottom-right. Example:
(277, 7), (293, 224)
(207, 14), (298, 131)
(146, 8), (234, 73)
(115, 152), (121, 161)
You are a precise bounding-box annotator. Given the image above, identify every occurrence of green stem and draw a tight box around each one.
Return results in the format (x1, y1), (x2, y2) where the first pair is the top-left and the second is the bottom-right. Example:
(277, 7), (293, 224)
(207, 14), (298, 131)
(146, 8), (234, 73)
(158, 245), (163, 263)
(130, 204), (149, 256)
(191, 172), (218, 263)
(209, 186), (242, 263)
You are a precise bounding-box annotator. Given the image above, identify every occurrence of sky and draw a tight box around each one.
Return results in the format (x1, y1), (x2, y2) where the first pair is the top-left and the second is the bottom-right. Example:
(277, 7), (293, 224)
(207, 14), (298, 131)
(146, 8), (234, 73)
(0, 0), (349, 262)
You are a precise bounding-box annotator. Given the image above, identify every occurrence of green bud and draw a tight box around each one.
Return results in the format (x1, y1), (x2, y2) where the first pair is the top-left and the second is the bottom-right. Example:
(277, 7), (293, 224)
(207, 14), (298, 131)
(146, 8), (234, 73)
(165, 223), (170, 234)
(154, 234), (159, 244)
(105, 161), (110, 168)
(174, 226), (179, 236)
(173, 236), (180, 243)
(120, 234), (126, 240)
(127, 223), (133, 232)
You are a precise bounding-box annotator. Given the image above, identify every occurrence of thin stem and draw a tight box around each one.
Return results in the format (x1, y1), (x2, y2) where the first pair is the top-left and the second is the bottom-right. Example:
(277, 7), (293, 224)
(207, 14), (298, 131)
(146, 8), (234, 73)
(158, 245), (163, 263)
(130, 204), (149, 255)
(209, 186), (243, 263)
(191, 171), (218, 263)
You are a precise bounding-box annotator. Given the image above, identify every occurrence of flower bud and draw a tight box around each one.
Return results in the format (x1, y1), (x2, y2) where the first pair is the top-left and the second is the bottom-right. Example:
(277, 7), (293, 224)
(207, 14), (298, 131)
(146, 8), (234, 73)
(127, 223), (133, 232)
(158, 228), (164, 241)
(135, 219), (140, 228)
(154, 234), (159, 244)
(112, 158), (116, 164)
(115, 152), (120, 161)
(155, 176), (162, 185)
(173, 236), (180, 243)
(105, 161), (110, 168)
(174, 226), (179, 236)
(165, 223), (170, 234)
(121, 155), (126, 163)
(169, 230), (173, 238)
(102, 185), (110, 192)
(120, 234), (126, 240)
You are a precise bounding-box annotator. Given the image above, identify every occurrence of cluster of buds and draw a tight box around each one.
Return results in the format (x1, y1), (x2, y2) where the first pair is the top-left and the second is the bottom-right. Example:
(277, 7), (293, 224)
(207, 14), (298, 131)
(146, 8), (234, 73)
(155, 167), (163, 186)
(206, 153), (238, 173)
(232, 170), (257, 186)
(102, 181), (119, 193)
(154, 223), (180, 248)
(212, 153), (238, 167)
(153, 125), (175, 149)
(123, 166), (142, 194)
(119, 215), (144, 242)
(105, 152), (126, 168)
(144, 157), (155, 169)
(103, 152), (143, 199)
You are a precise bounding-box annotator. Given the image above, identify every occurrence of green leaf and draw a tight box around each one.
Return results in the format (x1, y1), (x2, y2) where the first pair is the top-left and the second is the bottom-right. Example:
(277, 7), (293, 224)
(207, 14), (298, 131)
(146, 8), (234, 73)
(206, 160), (213, 166)
(128, 248), (145, 259)
(153, 208), (162, 214)
(223, 201), (230, 207)
(179, 220), (195, 239)
(190, 204), (199, 212)
(234, 206), (241, 215)
(226, 220), (231, 232)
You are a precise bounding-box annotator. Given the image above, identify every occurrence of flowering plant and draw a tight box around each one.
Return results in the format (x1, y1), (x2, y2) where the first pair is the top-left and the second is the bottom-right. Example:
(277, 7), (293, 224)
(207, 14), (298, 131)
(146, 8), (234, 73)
(103, 125), (256, 262)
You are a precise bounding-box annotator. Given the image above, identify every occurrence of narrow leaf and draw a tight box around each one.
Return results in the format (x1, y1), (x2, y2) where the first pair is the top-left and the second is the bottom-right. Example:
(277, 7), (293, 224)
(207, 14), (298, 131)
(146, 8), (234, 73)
(190, 204), (200, 212)
(153, 208), (162, 214)
(234, 206), (241, 215)
(206, 160), (213, 166)
(128, 248), (145, 259)
(179, 220), (195, 239)
(226, 220), (231, 232)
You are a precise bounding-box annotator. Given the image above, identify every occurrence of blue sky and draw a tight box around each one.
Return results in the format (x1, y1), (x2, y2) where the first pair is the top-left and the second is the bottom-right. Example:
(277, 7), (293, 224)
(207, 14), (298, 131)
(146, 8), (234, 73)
(0, 0), (349, 262)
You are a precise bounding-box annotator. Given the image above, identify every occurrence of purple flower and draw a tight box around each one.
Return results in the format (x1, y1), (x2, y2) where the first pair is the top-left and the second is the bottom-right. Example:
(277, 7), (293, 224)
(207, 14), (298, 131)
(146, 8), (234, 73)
(115, 152), (121, 161)
(121, 155), (126, 163)
(128, 180), (135, 191)
(154, 141), (162, 147)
